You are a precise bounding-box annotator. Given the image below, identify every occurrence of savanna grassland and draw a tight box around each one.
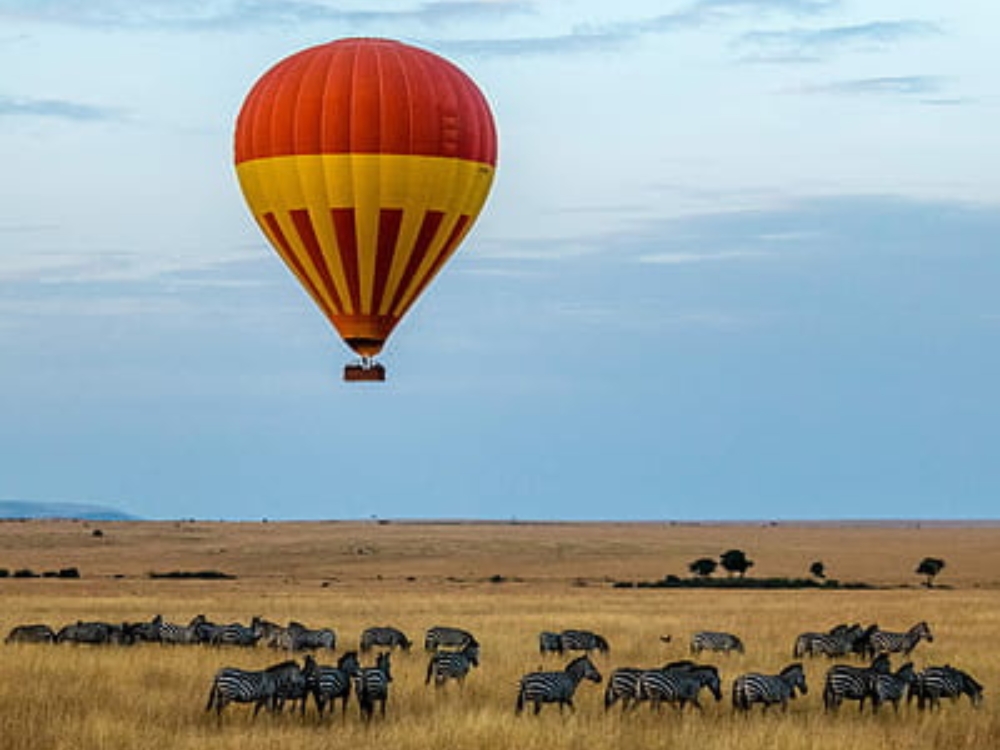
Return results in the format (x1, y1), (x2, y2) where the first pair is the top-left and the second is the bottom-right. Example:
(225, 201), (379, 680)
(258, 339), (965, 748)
(1, 519), (998, 750)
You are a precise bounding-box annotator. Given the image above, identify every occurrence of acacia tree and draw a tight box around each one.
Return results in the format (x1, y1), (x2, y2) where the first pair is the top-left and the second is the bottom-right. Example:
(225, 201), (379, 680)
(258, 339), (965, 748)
(688, 557), (718, 578)
(809, 561), (826, 580)
(720, 549), (754, 578)
(916, 557), (946, 588)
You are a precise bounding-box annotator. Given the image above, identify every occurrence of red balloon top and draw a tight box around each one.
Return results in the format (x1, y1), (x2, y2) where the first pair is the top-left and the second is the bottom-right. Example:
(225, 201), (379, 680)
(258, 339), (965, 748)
(235, 38), (498, 166)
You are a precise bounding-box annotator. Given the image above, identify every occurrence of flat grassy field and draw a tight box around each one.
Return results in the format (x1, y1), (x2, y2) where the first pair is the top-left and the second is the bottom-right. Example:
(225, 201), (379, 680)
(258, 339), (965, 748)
(1, 519), (997, 749)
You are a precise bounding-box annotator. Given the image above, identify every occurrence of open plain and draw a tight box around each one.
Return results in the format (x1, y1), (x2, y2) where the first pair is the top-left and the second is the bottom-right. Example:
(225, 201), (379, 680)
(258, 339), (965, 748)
(1, 519), (998, 749)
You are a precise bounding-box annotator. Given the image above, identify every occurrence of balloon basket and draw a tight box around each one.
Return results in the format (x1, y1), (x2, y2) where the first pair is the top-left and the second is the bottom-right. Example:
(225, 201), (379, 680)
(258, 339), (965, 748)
(344, 361), (386, 382)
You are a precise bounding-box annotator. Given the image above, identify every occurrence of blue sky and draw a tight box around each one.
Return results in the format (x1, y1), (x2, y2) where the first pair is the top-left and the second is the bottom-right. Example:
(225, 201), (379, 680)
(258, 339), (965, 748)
(1, 1), (997, 521)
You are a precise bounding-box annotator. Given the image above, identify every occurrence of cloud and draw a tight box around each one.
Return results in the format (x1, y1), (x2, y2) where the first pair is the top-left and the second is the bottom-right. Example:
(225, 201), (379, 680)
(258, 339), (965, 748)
(638, 249), (775, 265)
(790, 75), (947, 97)
(736, 19), (942, 62)
(0, 94), (122, 121)
(0, 0), (532, 32)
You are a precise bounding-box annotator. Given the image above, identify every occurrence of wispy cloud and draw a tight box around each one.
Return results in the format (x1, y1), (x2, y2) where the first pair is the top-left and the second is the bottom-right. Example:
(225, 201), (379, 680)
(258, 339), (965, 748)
(638, 249), (774, 265)
(0, 0), (532, 32)
(736, 19), (942, 62)
(790, 75), (947, 98)
(0, 94), (123, 121)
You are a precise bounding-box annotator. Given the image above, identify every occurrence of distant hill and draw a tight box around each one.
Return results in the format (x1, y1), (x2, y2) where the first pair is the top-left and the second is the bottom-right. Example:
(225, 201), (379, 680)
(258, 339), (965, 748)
(0, 500), (137, 521)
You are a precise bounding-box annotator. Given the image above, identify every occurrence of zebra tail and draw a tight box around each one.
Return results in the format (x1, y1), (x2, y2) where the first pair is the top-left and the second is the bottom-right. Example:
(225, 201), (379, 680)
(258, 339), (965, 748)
(425, 659), (434, 686)
(205, 679), (218, 712)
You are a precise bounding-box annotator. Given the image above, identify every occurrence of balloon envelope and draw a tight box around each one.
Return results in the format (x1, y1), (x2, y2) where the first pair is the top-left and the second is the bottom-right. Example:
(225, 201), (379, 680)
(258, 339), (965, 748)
(234, 38), (498, 362)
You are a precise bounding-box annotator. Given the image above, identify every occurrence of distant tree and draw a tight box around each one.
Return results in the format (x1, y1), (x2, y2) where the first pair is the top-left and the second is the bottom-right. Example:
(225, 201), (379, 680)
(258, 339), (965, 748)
(916, 557), (946, 588)
(809, 561), (826, 580)
(688, 557), (718, 578)
(720, 549), (754, 578)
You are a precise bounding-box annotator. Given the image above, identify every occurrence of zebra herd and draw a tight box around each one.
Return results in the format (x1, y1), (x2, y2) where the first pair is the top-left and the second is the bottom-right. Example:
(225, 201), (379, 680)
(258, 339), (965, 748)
(4, 615), (985, 721)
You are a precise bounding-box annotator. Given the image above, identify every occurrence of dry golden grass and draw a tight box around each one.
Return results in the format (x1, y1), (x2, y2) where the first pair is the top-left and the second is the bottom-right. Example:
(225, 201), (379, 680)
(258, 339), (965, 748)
(1, 520), (997, 749)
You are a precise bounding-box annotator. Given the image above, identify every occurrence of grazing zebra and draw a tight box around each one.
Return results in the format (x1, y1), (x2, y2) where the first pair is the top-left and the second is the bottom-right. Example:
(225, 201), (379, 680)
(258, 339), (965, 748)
(793, 624), (863, 659)
(911, 665), (984, 710)
(425, 642), (480, 688)
(871, 662), (916, 713)
(604, 667), (644, 711)
(559, 629), (610, 654)
(354, 652), (393, 720)
(691, 630), (744, 655)
(205, 666), (278, 717)
(823, 653), (891, 712)
(732, 664), (807, 712)
(56, 621), (126, 645)
(539, 631), (564, 655)
(867, 621), (933, 658)
(270, 621), (336, 652)
(311, 651), (362, 716)
(635, 663), (722, 712)
(360, 626), (412, 652)
(424, 625), (477, 652)
(5, 624), (56, 644)
(515, 655), (603, 715)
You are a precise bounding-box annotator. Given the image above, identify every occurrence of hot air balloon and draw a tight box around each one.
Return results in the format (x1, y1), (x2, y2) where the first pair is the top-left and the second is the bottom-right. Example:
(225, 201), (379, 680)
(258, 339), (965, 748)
(234, 38), (498, 381)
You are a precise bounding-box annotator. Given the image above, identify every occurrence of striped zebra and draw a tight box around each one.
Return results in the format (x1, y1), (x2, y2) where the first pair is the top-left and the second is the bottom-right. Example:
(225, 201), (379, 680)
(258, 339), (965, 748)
(515, 655), (603, 715)
(424, 625), (477, 652)
(793, 624), (863, 659)
(823, 653), (891, 712)
(910, 665), (984, 710)
(159, 614), (207, 645)
(867, 621), (933, 658)
(56, 620), (128, 645)
(311, 651), (362, 716)
(539, 631), (564, 655)
(270, 621), (336, 652)
(360, 626), (412, 652)
(606, 660), (697, 711)
(211, 621), (263, 647)
(354, 652), (393, 720)
(690, 630), (744, 655)
(5, 624), (56, 644)
(871, 662), (916, 713)
(425, 642), (480, 687)
(205, 666), (278, 717)
(267, 658), (313, 714)
(559, 629), (610, 654)
(732, 664), (807, 712)
(635, 663), (722, 712)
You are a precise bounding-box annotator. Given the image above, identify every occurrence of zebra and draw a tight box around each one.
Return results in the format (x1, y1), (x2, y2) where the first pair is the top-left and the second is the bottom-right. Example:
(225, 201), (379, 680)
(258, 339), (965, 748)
(732, 664), (807, 712)
(425, 642), (480, 688)
(910, 665), (984, 710)
(126, 615), (163, 644)
(266, 657), (312, 714)
(270, 621), (336, 652)
(539, 631), (564, 655)
(867, 621), (933, 658)
(205, 666), (278, 717)
(210, 621), (262, 647)
(5, 624), (56, 644)
(354, 652), (393, 720)
(871, 662), (916, 713)
(56, 621), (126, 645)
(515, 654), (603, 715)
(360, 626), (412, 652)
(559, 629), (610, 654)
(823, 653), (891, 712)
(690, 630), (744, 655)
(159, 614), (207, 645)
(311, 651), (362, 716)
(793, 624), (863, 659)
(424, 625), (477, 652)
(635, 663), (722, 712)
(604, 667), (643, 711)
